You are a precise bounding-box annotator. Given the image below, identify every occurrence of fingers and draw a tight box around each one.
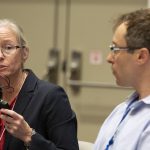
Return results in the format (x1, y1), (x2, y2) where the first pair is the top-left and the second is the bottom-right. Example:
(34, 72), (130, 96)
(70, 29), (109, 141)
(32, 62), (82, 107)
(5, 123), (17, 135)
(0, 113), (13, 124)
(0, 109), (22, 130)
(0, 109), (32, 142)
(0, 109), (16, 118)
(5, 124), (11, 130)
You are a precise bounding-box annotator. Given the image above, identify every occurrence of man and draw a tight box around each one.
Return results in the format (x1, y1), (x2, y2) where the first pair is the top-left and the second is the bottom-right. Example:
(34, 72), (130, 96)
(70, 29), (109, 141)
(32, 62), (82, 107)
(94, 8), (150, 150)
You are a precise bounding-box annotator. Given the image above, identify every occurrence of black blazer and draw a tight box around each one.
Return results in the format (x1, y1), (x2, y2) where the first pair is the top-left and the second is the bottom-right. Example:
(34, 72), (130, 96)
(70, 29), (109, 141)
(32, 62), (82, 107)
(4, 69), (79, 150)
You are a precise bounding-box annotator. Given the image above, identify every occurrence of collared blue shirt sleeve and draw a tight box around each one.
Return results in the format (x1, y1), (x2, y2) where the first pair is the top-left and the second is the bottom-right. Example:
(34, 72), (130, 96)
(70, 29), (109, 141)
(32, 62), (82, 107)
(94, 92), (150, 150)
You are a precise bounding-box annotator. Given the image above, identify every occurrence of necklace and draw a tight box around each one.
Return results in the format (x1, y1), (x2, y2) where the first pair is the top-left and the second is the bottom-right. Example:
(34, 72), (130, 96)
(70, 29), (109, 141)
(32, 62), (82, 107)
(3, 71), (27, 102)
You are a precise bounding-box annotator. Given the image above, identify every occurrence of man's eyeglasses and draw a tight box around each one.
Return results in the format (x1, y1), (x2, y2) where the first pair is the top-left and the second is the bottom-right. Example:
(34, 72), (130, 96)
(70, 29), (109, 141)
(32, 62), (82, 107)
(0, 44), (25, 56)
(109, 44), (129, 52)
(109, 44), (142, 52)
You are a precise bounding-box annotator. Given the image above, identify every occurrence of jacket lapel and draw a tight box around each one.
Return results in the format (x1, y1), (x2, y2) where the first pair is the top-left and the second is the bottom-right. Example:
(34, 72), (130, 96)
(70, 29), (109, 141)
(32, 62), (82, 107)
(4, 70), (38, 150)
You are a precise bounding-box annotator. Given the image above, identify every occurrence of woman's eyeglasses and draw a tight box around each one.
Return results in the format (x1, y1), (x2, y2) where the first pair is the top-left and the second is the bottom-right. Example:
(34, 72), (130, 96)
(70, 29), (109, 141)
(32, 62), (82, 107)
(0, 44), (25, 56)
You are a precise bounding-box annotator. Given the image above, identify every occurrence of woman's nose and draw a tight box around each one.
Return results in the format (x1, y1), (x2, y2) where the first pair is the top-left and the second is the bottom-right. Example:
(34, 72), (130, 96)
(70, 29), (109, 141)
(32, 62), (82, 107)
(0, 48), (4, 58)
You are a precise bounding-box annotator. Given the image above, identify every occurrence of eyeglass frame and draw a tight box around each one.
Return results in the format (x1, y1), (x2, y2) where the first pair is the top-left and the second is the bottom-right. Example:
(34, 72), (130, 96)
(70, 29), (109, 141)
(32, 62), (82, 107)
(109, 44), (142, 53)
(0, 44), (25, 56)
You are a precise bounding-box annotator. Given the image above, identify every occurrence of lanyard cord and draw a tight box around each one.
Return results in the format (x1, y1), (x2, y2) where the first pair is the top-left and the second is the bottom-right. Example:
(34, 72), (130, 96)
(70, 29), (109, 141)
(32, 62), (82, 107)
(0, 128), (5, 141)
(105, 99), (137, 150)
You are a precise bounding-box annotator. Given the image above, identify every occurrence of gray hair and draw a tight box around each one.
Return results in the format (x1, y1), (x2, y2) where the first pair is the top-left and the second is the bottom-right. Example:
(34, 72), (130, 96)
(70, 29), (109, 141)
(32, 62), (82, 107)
(0, 19), (28, 47)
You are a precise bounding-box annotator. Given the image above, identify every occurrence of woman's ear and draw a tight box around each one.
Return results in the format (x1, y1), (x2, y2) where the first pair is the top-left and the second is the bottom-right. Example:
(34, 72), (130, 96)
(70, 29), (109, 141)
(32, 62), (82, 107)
(22, 47), (29, 62)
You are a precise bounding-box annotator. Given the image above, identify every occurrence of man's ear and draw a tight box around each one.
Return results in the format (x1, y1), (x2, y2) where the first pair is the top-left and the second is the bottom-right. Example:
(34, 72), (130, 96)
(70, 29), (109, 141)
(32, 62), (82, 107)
(22, 47), (29, 62)
(136, 48), (149, 65)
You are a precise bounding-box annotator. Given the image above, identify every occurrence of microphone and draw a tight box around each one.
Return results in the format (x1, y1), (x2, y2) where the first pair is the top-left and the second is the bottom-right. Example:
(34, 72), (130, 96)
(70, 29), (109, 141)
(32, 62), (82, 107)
(0, 88), (10, 109)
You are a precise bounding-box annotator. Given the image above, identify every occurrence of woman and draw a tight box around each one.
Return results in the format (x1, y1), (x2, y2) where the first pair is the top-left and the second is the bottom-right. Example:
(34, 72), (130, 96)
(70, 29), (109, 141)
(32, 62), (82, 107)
(0, 19), (79, 150)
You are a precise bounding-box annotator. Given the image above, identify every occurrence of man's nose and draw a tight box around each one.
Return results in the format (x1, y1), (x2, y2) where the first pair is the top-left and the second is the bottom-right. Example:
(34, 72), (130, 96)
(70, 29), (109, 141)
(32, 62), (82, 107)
(106, 52), (114, 63)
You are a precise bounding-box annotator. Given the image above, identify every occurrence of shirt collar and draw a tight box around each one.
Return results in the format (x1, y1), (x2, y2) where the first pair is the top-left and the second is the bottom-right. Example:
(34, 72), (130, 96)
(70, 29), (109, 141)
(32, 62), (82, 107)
(125, 91), (150, 111)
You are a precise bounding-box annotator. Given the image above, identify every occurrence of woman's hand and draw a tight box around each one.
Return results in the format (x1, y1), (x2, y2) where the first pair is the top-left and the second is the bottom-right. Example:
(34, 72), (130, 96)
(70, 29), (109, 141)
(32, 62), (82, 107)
(0, 109), (32, 143)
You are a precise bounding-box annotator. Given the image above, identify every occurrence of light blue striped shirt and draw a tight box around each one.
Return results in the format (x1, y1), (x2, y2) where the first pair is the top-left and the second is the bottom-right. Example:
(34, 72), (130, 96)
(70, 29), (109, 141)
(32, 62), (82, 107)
(94, 92), (150, 150)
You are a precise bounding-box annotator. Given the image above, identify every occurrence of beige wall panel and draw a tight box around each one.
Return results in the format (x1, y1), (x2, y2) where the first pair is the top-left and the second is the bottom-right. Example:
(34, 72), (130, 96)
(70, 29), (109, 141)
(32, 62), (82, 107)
(0, 0), (148, 144)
